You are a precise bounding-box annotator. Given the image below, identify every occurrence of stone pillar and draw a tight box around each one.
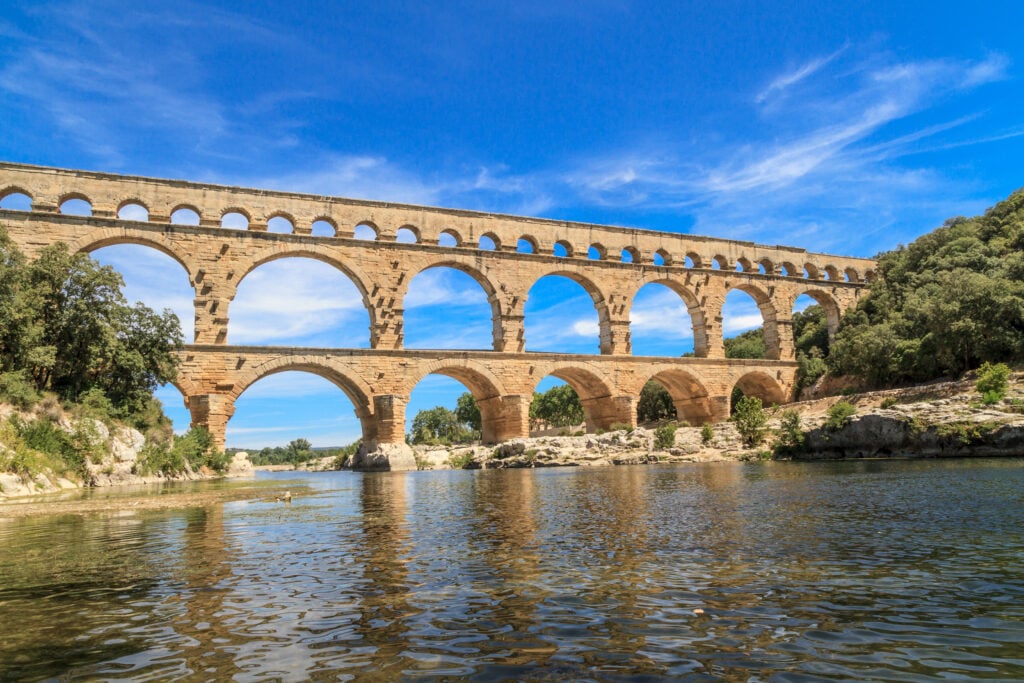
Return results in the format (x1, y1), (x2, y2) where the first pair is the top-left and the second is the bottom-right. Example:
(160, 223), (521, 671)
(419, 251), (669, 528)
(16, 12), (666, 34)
(187, 393), (236, 452)
(580, 395), (636, 431)
(600, 318), (632, 355)
(352, 394), (416, 471)
(496, 313), (525, 352)
(478, 394), (531, 442)
(700, 290), (726, 359)
(708, 394), (732, 423)
(774, 313), (795, 361)
(193, 294), (230, 344)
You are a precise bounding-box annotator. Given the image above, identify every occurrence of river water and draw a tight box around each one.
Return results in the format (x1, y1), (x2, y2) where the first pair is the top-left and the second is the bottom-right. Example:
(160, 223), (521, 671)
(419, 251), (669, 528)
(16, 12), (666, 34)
(2, 459), (1023, 681)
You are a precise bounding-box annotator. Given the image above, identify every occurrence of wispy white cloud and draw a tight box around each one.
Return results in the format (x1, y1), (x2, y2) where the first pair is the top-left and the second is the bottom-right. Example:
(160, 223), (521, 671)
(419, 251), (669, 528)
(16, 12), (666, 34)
(755, 45), (848, 104)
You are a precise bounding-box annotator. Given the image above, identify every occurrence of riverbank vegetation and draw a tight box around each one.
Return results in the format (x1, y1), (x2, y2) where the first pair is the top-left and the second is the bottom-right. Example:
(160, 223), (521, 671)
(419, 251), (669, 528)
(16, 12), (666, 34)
(0, 227), (224, 485)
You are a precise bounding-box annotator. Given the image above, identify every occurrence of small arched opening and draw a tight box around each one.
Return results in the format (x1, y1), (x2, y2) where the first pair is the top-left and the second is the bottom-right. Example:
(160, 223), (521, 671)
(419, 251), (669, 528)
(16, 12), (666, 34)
(396, 226), (419, 244)
(311, 218), (337, 237)
(479, 233), (500, 251)
(268, 215), (295, 234)
(0, 188), (32, 211)
(117, 201), (149, 221)
(353, 222), (378, 240)
(438, 229), (461, 247)
(171, 206), (201, 226)
(221, 210), (250, 230)
(60, 195), (93, 216)
(588, 244), (606, 260)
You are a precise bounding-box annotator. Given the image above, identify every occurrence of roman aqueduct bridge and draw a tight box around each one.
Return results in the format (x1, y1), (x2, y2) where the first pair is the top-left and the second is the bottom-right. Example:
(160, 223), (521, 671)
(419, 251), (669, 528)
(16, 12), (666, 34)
(0, 162), (875, 469)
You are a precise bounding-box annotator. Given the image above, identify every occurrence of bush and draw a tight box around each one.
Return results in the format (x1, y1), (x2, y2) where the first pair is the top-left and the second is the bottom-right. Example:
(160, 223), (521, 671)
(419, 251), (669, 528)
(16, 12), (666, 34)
(880, 396), (898, 409)
(0, 371), (40, 409)
(700, 423), (714, 444)
(654, 423), (676, 449)
(826, 401), (857, 431)
(732, 396), (768, 447)
(449, 452), (475, 469)
(976, 362), (1010, 404)
(773, 410), (804, 456)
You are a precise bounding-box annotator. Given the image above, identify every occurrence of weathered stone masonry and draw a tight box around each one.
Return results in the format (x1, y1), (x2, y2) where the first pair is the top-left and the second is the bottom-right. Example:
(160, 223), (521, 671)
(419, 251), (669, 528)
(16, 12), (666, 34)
(0, 162), (874, 468)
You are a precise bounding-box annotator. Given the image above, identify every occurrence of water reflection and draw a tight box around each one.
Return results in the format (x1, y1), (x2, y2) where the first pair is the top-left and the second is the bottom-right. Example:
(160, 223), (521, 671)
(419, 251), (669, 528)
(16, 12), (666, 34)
(0, 460), (1023, 680)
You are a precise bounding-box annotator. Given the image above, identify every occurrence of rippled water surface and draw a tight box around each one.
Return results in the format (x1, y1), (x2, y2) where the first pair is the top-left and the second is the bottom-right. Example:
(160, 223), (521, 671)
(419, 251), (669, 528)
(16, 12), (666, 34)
(2, 459), (1024, 681)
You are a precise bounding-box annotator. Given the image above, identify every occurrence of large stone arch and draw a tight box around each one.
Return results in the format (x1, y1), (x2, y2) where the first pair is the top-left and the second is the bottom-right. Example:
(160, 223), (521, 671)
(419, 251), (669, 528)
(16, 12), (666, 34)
(407, 358), (518, 443)
(530, 361), (628, 431)
(68, 228), (199, 286)
(230, 357), (375, 418)
(733, 370), (788, 407)
(403, 260), (504, 350)
(643, 367), (715, 425)
(629, 276), (710, 357)
(722, 282), (782, 360)
(526, 269), (612, 353)
(790, 287), (842, 336)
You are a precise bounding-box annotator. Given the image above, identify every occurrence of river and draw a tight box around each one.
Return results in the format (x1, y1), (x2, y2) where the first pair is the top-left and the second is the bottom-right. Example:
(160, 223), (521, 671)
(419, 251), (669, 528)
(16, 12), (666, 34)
(2, 459), (1023, 681)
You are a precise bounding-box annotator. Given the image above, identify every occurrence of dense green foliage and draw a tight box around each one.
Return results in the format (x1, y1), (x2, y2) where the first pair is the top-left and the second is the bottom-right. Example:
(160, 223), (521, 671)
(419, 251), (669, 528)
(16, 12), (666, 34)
(0, 227), (183, 422)
(976, 361), (1011, 404)
(731, 396), (768, 447)
(825, 401), (856, 431)
(773, 409), (805, 456)
(654, 423), (676, 449)
(410, 405), (478, 444)
(137, 426), (229, 475)
(724, 328), (765, 359)
(637, 380), (675, 423)
(829, 190), (1024, 386)
(529, 384), (584, 429)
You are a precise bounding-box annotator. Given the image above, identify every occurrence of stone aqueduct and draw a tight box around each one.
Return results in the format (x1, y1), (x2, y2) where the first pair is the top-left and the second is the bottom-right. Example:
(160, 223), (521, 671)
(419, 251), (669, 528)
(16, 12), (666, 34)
(0, 162), (874, 469)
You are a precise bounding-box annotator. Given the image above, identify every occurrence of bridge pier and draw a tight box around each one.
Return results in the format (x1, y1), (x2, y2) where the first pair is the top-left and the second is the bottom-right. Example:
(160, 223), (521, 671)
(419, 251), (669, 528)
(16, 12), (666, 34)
(478, 394), (531, 442)
(351, 394), (417, 471)
(187, 393), (235, 453)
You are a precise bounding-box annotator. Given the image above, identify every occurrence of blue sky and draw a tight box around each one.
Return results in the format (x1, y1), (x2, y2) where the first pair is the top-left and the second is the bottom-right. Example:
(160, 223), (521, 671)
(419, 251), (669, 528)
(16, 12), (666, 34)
(2, 1), (1022, 447)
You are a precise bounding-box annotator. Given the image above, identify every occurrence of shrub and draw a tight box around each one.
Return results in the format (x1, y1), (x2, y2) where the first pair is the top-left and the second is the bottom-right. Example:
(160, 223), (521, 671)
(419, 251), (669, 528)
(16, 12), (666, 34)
(825, 401), (856, 431)
(732, 396), (768, 447)
(880, 396), (898, 409)
(976, 362), (1010, 404)
(654, 423), (677, 449)
(0, 371), (40, 409)
(773, 409), (804, 456)
(700, 423), (714, 444)
(449, 452), (475, 469)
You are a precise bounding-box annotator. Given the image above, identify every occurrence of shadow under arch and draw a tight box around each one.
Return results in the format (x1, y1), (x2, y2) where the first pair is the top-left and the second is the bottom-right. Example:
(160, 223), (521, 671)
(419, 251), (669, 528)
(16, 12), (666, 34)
(526, 270), (611, 353)
(630, 277), (710, 357)
(724, 282), (782, 360)
(733, 370), (788, 408)
(408, 359), (519, 442)
(534, 362), (624, 432)
(645, 368), (715, 425)
(404, 260), (503, 350)
(793, 287), (842, 336)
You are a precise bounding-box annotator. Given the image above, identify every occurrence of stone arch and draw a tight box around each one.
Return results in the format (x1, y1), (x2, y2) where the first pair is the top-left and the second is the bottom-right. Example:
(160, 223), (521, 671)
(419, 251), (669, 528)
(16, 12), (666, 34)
(115, 197), (150, 218)
(230, 359), (375, 424)
(553, 239), (573, 258)
(803, 262), (821, 279)
(68, 228), (199, 286)
(396, 225), (420, 243)
(404, 260), (503, 350)
(59, 193), (93, 216)
(407, 358), (513, 442)
(823, 265), (839, 281)
(723, 282), (782, 360)
(588, 243), (606, 260)
(630, 276), (710, 357)
(267, 212), (296, 234)
(653, 248), (672, 266)
(517, 235), (539, 254)
(735, 256), (752, 272)
(479, 232), (501, 250)
(843, 267), (860, 283)
(170, 204), (202, 225)
(644, 368), (715, 425)
(526, 270), (611, 353)
(532, 362), (624, 432)
(234, 247), (374, 304)
(780, 261), (798, 277)
(438, 228), (462, 246)
(311, 216), (338, 237)
(864, 269), (878, 283)
(621, 246), (639, 263)
(711, 254), (729, 270)
(758, 258), (775, 275)
(0, 185), (33, 204)
(353, 220), (379, 240)
(685, 252), (703, 268)
(792, 287), (842, 336)
(733, 370), (788, 408)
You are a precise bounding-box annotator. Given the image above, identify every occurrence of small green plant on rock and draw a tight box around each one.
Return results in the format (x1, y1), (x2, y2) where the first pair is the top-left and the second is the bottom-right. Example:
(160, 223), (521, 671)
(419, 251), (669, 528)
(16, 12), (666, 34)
(880, 396), (898, 409)
(654, 423), (676, 449)
(732, 396), (768, 447)
(700, 423), (714, 444)
(773, 409), (805, 456)
(976, 362), (1010, 405)
(826, 401), (856, 431)
(449, 452), (475, 469)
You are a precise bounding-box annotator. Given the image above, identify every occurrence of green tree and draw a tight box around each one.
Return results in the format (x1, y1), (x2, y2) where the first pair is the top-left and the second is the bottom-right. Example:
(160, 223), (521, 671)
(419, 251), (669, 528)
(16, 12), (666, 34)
(287, 438), (313, 461)
(637, 380), (675, 423)
(724, 328), (766, 359)
(731, 396), (768, 447)
(410, 406), (463, 443)
(529, 384), (584, 428)
(455, 392), (481, 431)
(976, 361), (1011, 404)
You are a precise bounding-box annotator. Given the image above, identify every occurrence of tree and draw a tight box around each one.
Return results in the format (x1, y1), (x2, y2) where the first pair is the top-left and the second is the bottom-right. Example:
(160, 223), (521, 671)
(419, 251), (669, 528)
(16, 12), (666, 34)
(0, 232), (183, 418)
(410, 406), (463, 443)
(455, 392), (481, 431)
(637, 380), (675, 423)
(287, 438), (313, 461)
(732, 396), (768, 447)
(724, 328), (766, 359)
(529, 384), (584, 428)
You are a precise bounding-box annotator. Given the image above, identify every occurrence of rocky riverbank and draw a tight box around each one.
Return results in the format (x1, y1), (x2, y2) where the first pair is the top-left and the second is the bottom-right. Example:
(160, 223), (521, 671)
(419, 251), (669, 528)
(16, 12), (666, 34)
(404, 375), (1024, 470)
(0, 402), (253, 499)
